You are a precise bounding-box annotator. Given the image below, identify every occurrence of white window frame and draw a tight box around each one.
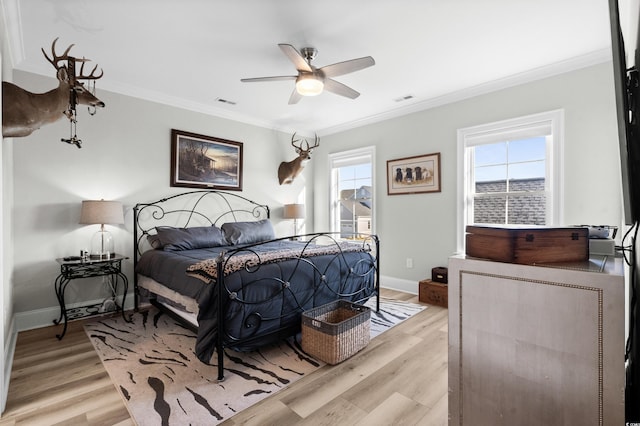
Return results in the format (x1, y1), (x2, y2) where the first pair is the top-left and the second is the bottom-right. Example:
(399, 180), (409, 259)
(456, 110), (564, 253)
(328, 146), (376, 236)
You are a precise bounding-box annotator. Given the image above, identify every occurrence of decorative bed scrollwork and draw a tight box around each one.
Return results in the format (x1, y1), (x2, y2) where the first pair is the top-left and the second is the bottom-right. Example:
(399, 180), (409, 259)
(133, 190), (379, 380)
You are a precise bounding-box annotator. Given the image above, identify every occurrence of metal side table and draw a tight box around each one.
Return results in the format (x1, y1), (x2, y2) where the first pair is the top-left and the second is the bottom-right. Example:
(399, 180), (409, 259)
(53, 254), (130, 339)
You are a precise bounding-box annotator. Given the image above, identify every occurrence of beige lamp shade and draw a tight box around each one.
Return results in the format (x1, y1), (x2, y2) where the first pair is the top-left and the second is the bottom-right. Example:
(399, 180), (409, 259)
(79, 200), (124, 225)
(80, 200), (124, 259)
(283, 203), (305, 220)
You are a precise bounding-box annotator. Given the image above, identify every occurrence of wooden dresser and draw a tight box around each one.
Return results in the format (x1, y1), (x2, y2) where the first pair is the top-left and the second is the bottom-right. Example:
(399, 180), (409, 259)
(448, 254), (625, 425)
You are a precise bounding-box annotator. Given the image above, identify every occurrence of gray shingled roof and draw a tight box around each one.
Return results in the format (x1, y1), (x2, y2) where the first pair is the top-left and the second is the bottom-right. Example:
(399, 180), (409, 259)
(474, 178), (546, 225)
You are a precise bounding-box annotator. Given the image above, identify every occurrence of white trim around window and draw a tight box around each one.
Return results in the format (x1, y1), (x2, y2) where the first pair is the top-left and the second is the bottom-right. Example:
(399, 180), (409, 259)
(328, 146), (376, 236)
(455, 109), (564, 253)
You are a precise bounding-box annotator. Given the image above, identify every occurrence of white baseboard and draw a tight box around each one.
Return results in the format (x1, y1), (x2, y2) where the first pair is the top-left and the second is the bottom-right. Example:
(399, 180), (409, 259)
(380, 275), (418, 295)
(2, 316), (16, 413)
(15, 294), (136, 332)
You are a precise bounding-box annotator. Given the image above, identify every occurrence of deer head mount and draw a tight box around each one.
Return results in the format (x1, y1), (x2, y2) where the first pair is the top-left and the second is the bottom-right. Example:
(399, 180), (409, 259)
(2, 38), (105, 146)
(278, 133), (320, 185)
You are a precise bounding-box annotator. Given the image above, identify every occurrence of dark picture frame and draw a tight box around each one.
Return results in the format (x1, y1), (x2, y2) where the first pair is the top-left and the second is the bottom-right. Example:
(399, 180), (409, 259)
(170, 129), (243, 191)
(387, 152), (441, 195)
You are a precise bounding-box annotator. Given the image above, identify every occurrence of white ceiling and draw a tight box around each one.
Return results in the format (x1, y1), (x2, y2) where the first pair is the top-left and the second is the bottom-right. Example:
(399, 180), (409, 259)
(3, 0), (612, 136)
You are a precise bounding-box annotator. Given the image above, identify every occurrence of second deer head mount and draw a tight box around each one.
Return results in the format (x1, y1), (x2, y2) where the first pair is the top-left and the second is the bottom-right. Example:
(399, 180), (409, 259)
(2, 37), (105, 147)
(278, 133), (320, 185)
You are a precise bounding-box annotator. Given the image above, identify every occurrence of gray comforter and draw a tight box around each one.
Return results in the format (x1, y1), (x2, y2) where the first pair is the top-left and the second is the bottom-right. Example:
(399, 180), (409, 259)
(135, 240), (377, 363)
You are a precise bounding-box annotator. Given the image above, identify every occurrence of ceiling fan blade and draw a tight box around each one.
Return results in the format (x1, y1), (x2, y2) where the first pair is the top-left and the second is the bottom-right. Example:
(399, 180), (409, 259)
(240, 76), (297, 83)
(278, 44), (312, 72)
(320, 56), (375, 78)
(288, 88), (303, 105)
(324, 78), (360, 99)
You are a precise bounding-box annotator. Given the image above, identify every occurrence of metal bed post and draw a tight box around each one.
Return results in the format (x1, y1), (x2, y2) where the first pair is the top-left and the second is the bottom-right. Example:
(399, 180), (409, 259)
(374, 235), (380, 312)
(133, 204), (140, 311)
(216, 251), (226, 382)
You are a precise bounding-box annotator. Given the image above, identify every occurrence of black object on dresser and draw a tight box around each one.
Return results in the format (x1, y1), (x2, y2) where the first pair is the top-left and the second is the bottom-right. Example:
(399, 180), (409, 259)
(431, 266), (448, 283)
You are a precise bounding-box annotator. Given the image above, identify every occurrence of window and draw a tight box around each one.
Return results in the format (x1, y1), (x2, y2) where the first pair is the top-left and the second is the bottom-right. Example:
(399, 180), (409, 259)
(329, 147), (375, 239)
(457, 110), (563, 250)
(472, 137), (547, 225)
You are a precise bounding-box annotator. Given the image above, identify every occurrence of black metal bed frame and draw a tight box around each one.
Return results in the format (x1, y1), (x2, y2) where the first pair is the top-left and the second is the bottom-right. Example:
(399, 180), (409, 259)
(133, 190), (380, 381)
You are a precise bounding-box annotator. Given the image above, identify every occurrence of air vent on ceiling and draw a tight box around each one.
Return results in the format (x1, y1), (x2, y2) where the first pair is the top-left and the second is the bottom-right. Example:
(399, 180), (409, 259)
(216, 98), (237, 105)
(393, 95), (414, 102)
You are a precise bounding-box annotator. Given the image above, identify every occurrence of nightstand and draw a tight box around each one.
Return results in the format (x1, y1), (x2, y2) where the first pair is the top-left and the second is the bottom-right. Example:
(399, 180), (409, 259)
(418, 279), (448, 308)
(53, 254), (130, 339)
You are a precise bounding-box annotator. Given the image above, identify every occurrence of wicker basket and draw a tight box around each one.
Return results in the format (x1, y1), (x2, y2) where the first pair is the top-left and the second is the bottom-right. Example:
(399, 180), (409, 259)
(301, 300), (371, 365)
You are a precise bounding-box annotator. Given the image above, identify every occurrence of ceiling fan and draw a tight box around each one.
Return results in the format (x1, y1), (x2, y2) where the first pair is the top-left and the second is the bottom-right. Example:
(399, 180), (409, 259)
(240, 44), (375, 104)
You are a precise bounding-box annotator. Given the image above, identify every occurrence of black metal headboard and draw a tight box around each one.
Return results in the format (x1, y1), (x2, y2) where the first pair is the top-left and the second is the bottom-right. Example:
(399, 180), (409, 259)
(133, 190), (270, 259)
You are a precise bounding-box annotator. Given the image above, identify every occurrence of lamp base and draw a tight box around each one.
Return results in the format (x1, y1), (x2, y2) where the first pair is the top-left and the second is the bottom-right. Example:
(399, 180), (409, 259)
(90, 229), (115, 260)
(89, 252), (116, 260)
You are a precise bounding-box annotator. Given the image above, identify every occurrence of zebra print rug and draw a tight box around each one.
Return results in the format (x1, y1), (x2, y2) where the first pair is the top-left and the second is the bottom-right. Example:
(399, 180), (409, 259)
(84, 297), (425, 426)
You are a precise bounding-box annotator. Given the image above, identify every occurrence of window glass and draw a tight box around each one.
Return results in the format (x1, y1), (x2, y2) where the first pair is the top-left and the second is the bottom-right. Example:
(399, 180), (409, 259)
(471, 137), (548, 226)
(329, 148), (374, 239)
(475, 143), (507, 166)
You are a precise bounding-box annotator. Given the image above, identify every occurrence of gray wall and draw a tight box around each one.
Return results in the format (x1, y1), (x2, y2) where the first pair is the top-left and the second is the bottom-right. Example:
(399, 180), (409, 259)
(1, 11), (15, 413)
(313, 62), (621, 285)
(11, 70), (309, 318)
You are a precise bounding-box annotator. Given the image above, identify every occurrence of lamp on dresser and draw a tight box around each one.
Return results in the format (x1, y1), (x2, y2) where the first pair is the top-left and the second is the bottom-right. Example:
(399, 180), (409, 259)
(283, 203), (305, 239)
(79, 199), (124, 259)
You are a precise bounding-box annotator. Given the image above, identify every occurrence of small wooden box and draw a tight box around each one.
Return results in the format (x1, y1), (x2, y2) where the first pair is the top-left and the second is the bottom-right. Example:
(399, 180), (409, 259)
(465, 225), (589, 265)
(419, 279), (448, 308)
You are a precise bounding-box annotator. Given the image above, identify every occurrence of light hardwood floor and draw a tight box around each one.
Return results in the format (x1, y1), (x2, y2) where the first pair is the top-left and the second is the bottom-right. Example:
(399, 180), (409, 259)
(0, 289), (448, 425)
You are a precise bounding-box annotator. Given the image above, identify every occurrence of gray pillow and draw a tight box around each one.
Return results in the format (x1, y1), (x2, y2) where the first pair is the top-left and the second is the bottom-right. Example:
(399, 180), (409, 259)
(147, 233), (163, 249)
(155, 226), (226, 251)
(222, 219), (275, 245)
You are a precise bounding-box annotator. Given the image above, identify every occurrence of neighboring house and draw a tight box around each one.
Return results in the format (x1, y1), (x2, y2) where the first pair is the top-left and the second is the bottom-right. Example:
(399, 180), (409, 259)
(339, 186), (372, 237)
(474, 178), (546, 225)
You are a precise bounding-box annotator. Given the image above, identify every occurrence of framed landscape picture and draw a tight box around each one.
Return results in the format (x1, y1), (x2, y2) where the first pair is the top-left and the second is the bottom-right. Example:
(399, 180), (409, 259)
(387, 152), (441, 195)
(170, 129), (243, 191)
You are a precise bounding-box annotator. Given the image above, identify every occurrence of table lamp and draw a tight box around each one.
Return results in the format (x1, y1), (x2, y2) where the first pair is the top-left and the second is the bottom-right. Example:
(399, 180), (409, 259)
(283, 203), (305, 239)
(79, 199), (124, 259)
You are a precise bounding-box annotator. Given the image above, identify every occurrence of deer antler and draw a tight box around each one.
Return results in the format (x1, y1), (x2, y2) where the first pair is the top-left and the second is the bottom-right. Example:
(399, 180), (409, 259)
(78, 58), (103, 80)
(41, 38), (102, 80)
(41, 37), (75, 70)
(290, 133), (320, 151)
(307, 134), (320, 150)
(291, 132), (302, 149)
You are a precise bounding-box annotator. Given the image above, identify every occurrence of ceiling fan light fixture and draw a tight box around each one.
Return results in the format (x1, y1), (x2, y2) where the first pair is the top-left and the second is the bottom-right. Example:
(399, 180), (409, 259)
(295, 74), (324, 96)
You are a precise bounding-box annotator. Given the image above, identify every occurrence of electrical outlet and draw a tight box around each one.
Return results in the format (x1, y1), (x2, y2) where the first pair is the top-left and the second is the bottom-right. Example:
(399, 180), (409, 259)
(406, 258), (413, 268)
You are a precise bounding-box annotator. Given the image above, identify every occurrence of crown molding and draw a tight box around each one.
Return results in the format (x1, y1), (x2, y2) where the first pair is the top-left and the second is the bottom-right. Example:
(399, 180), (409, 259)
(319, 48), (612, 136)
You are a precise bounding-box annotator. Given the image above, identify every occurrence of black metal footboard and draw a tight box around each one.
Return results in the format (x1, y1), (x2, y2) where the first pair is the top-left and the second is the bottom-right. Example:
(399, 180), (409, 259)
(210, 233), (380, 381)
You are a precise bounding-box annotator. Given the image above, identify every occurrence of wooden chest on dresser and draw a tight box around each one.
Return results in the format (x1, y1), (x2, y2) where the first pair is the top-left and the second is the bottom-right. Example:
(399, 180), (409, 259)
(465, 225), (589, 264)
(418, 279), (448, 308)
